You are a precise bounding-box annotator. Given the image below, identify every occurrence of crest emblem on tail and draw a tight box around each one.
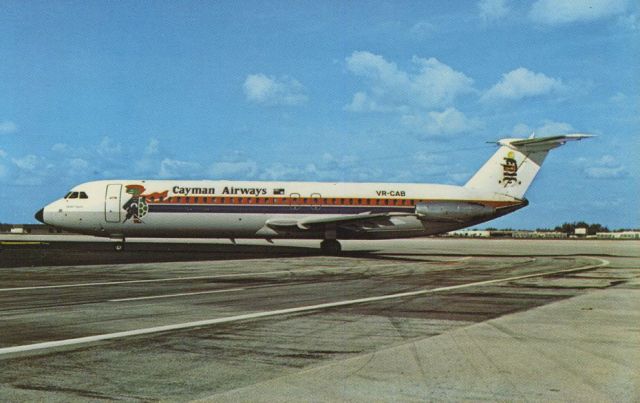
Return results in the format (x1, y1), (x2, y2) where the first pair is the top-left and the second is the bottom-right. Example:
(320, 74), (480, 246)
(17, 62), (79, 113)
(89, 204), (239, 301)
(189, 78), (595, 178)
(500, 151), (519, 187)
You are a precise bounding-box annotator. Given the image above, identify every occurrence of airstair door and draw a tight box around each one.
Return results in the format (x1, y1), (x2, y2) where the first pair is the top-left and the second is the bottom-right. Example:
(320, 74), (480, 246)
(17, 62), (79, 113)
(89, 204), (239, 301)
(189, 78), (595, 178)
(105, 184), (122, 223)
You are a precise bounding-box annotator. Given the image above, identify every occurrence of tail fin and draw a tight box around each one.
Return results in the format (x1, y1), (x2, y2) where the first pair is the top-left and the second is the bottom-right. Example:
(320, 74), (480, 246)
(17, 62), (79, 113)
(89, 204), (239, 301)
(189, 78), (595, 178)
(465, 134), (593, 199)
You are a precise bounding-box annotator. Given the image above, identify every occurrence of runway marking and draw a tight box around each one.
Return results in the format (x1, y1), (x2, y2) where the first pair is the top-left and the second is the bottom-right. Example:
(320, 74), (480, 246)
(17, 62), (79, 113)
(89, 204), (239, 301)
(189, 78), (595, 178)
(108, 287), (246, 302)
(0, 258), (608, 356)
(0, 268), (347, 292)
(0, 259), (467, 292)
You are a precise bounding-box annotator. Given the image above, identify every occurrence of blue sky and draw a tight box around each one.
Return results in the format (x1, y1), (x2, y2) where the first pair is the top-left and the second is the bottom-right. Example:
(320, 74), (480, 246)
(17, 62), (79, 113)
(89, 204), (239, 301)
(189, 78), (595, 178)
(0, 0), (638, 228)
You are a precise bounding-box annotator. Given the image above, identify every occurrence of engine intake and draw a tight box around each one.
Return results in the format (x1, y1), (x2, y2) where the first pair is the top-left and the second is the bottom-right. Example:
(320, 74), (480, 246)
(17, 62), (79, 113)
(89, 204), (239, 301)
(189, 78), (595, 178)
(415, 201), (495, 223)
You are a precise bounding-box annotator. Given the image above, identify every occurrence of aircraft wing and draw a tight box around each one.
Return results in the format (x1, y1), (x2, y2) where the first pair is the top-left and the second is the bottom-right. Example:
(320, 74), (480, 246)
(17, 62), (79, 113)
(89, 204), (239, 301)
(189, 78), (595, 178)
(265, 212), (414, 232)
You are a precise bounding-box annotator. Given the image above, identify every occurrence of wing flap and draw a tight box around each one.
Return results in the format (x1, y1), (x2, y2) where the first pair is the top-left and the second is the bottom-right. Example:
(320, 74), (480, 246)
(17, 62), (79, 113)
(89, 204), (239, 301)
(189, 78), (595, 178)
(264, 212), (415, 231)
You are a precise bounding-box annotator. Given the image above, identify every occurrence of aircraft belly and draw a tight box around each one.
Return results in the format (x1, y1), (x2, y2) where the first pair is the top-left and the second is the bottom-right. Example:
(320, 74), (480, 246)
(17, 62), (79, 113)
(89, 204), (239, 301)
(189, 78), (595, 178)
(107, 213), (267, 237)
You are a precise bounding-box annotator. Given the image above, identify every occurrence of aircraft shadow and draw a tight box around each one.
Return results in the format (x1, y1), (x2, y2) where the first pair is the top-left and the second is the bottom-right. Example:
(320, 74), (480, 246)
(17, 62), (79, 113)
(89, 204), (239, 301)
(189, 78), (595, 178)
(7, 241), (603, 268)
(2, 240), (464, 268)
(0, 241), (331, 268)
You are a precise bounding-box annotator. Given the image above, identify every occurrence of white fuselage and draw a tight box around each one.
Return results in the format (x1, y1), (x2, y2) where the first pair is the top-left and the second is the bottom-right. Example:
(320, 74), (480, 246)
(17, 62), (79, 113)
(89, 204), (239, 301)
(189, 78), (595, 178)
(38, 179), (525, 240)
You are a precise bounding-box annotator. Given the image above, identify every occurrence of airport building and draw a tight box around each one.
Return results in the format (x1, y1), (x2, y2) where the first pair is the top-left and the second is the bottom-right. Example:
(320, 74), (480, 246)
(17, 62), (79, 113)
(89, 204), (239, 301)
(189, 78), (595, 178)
(445, 230), (491, 238)
(512, 231), (568, 239)
(0, 224), (64, 235)
(596, 231), (640, 240)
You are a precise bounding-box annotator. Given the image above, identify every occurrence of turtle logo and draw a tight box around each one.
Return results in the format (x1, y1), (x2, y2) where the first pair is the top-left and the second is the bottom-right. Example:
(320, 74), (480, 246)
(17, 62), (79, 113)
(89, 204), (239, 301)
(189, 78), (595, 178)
(123, 184), (148, 223)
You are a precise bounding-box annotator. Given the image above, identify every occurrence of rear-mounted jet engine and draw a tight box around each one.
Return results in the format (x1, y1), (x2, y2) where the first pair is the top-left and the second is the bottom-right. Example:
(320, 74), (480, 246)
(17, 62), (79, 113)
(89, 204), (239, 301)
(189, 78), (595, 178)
(415, 201), (495, 223)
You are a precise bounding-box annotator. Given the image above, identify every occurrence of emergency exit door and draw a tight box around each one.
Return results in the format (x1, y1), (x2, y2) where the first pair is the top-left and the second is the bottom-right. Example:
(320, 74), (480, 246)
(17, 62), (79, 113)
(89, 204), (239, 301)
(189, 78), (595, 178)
(105, 184), (122, 223)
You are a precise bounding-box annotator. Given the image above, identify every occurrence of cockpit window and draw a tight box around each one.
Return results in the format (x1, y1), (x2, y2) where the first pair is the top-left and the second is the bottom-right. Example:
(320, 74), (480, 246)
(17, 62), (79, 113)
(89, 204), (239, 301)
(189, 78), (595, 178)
(65, 191), (88, 199)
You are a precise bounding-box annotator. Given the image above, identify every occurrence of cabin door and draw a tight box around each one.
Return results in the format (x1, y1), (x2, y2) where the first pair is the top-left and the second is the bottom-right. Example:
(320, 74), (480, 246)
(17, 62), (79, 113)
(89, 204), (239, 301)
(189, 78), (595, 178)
(105, 184), (122, 223)
(289, 193), (301, 210)
(311, 193), (322, 210)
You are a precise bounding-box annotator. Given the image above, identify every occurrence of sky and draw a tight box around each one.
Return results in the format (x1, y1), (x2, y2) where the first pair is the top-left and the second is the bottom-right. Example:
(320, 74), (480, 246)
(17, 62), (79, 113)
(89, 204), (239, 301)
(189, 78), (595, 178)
(0, 0), (638, 229)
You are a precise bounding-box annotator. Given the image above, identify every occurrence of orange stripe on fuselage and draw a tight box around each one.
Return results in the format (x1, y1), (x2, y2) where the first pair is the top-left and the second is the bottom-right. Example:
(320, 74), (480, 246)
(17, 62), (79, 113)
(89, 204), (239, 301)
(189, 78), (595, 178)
(145, 196), (520, 209)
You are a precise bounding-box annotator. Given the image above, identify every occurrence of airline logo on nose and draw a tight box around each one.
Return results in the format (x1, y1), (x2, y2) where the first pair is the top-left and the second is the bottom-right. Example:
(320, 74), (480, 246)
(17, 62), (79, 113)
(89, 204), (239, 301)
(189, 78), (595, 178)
(123, 185), (148, 223)
(122, 184), (169, 224)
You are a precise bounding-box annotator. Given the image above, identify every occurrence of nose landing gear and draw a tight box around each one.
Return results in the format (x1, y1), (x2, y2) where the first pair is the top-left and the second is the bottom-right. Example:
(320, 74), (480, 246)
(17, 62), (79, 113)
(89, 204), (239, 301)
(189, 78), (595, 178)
(111, 236), (126, 252)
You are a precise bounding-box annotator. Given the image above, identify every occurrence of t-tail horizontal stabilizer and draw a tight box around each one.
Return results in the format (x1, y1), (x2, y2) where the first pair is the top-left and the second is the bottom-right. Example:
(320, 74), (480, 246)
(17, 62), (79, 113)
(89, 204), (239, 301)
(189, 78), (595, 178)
(465, 134), (593, 199)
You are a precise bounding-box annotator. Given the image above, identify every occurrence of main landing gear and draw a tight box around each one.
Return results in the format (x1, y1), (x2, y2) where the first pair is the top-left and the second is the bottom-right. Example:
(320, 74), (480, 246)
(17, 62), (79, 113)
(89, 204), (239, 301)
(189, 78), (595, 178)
(320, 239), (342, 255)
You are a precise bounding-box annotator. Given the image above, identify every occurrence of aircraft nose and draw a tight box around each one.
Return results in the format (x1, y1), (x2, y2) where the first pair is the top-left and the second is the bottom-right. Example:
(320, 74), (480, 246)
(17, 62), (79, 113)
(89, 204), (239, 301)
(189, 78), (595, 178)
(35, 208), (45, 224)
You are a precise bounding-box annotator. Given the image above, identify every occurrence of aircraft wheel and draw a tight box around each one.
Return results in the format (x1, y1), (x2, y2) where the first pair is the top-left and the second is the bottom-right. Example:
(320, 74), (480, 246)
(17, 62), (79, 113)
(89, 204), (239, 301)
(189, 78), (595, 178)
(114, 243), (125, 252)
(320, 239), (341, 255)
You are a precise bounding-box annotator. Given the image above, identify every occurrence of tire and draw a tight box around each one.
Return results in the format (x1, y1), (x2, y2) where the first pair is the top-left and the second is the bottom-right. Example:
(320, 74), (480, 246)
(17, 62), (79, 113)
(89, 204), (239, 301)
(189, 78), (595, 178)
(320, 239), (341, 255)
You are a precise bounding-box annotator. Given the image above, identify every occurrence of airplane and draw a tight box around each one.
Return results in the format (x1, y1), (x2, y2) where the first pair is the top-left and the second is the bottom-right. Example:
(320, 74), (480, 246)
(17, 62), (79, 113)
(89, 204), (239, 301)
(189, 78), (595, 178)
(35, 134), (591, 254)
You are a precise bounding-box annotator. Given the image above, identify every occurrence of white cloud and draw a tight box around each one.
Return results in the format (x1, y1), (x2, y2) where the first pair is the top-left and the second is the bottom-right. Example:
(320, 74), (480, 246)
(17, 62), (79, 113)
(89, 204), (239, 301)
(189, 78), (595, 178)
(159, 159), (201, 179)
(410, 21), (437, 38)
(243, 74), (308, 106)
(52, 143), (70, 153)
(585, 165), (627, 179)
(585, 197), (624, 209)
(482, 67), (565, 102)
(609, 92), (627, 103)
(258, 163), (308, 181)
(9, 154), (55, 185)
(97, 137), (123, 158)
(144, 138), (159, 155)
(512, 120), (575, 137)
(412, 152), (448, 165)
(12, 155), (40, 171)
(411, 57), (476, 107)
(402, 108), (482, 137)
(345, 51), (474, 112)
(131, 138), (162, 174)
(209, 160), (258, 179)
(0, 148), (8, 179)
(530, 0), (630, 25)
(479, 0), (510, 21)
(63, 158), (90, 177)
(575, 154), (628, 179)
(0, 120), (18, 134)
(69, 158), (89, 170)
(344, 91), (405, 113)
(321, 153), (359, 170)
(617, 13), (639, 31)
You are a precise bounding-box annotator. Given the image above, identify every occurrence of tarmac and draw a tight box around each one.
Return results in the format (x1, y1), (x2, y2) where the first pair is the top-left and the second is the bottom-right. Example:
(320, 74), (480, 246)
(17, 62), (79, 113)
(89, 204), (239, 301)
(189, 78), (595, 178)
(0, 236), (638, 402)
